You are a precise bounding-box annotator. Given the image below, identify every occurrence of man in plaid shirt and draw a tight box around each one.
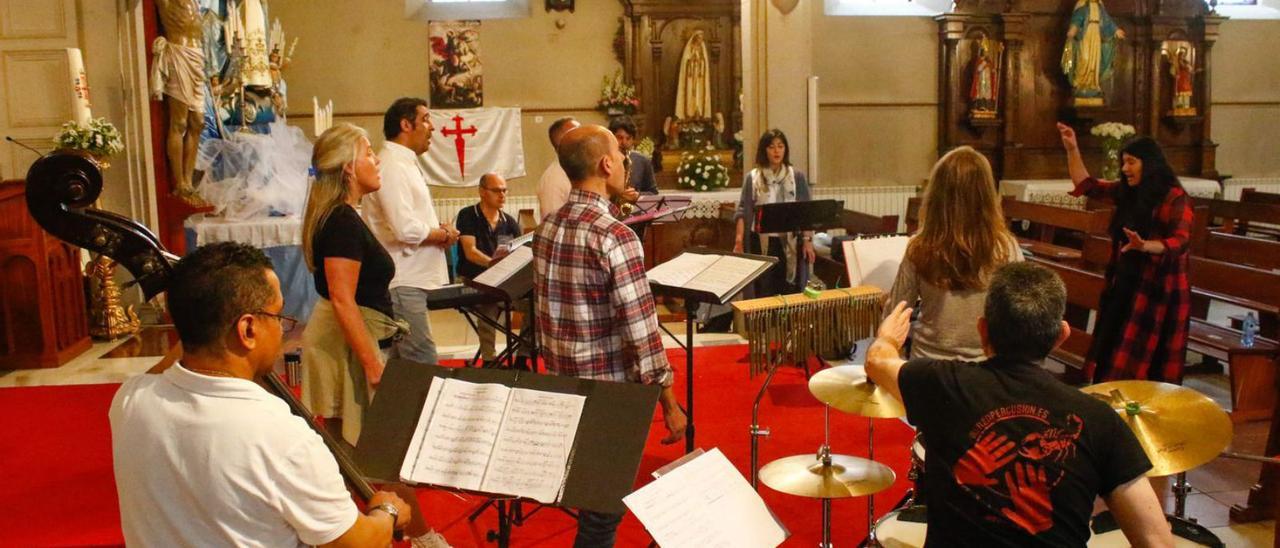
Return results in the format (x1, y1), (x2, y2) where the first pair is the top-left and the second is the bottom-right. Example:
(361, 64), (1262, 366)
(533, 125), (686, 547)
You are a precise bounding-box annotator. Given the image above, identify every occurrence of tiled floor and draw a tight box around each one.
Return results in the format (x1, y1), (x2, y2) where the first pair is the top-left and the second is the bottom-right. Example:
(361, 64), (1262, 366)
(3, 306), (1275, 545)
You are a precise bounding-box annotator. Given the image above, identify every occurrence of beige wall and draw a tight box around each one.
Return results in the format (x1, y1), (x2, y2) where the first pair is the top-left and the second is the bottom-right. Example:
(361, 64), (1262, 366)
(1211, 19), (1280, 178)
(272, 0), (623, 200)
(811, 14), (938, 187)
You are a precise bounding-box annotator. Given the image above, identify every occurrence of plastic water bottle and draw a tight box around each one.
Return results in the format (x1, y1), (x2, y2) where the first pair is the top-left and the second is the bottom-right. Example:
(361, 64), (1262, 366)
(1242, 312), (1259, 348)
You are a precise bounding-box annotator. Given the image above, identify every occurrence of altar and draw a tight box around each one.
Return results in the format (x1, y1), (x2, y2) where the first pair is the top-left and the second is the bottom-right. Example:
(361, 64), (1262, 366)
(1000, 177), (1221, 207)
(185, 216), (319, 320)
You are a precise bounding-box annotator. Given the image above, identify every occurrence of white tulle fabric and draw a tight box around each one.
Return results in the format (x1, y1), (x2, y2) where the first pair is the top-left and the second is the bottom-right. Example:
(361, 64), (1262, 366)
(196, 120), (312, 220)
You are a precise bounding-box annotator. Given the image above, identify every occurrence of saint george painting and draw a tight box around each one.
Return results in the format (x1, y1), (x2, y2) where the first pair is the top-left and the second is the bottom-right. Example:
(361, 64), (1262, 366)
(1061, 0), (1126, 107)
(429, 20), (482, 108)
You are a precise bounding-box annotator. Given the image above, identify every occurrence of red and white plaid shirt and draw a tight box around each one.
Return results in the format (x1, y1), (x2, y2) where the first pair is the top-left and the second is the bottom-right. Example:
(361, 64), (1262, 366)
(533, 189), (673, 387)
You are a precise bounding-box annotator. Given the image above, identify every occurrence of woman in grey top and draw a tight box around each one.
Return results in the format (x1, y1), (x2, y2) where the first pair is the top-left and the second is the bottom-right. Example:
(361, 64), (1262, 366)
(886, 146), (1023, 361)
(733, 129), (816, 296)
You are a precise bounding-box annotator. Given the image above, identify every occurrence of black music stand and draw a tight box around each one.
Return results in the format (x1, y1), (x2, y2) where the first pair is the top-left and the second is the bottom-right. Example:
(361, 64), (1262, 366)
(462, 246), (538, 370)
(356, 360), (661, 547)
(648, 247), (776, 453)
(755, 199), (843, 234)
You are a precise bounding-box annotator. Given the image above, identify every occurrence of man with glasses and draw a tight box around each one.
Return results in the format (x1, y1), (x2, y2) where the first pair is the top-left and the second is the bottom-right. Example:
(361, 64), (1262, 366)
(455, 173), (528, 369)
(109, 242), (415, 546)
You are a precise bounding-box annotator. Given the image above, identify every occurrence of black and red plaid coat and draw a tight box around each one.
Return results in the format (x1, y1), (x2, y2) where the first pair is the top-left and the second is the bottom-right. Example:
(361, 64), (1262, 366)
(1071, 177), (1192, 382)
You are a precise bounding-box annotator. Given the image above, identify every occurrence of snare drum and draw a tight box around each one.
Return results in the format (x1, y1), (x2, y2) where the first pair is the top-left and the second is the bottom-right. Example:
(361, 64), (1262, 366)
(908, 434), (928, 500)
(1088, 511), (1221, 547)
(868, 505), (928, 548)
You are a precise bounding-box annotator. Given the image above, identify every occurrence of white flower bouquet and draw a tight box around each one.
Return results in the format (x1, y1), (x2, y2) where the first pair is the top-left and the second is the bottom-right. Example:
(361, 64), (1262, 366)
(1090, 122), (1135, 180)
(597, 69), (640, 115)
(54, 118), (124, 163)
(676, 147), (728, 192)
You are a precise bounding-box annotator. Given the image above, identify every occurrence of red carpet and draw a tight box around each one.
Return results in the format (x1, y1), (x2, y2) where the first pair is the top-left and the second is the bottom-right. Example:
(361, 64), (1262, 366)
(0, 345), (914, 547)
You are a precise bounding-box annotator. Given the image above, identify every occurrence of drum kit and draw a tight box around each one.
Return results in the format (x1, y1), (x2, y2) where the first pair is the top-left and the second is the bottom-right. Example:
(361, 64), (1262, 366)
(756, 366), (1236, 547)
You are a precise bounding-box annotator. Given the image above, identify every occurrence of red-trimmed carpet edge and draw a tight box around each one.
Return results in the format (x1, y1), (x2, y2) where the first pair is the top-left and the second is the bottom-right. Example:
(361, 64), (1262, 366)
(0, 345), (913, 547)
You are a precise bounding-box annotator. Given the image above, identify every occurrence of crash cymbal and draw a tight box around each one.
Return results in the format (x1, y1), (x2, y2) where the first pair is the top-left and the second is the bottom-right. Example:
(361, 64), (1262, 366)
(808, 365), (906, 418)
(1081, 380), (1232, 477)
(759, 453), (896, 499)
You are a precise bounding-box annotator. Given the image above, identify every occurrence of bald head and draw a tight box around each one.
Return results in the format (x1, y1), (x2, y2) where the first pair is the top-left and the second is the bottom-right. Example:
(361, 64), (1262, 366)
(479, 172), (503, 189)
(548, 117), (580, 147)
(557, 125), (616, 184)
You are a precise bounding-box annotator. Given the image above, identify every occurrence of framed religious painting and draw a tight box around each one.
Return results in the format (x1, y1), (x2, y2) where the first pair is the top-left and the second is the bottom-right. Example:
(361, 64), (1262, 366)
(428, 20), (483, 108)
(546, 0), (574, 12)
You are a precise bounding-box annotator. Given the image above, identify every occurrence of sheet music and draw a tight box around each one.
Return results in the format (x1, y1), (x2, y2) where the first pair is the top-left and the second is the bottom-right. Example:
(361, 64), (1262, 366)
(843, 235), (909, 292)
(400, 378), (447, 482)
(401, 379), (510, 490)
(472, 245), (533, 288)
(506, 231), (535, 249)
(647, 253), (720, 288)
(684, 256), (768, 299)
(480, 389), (586, 504)
(624, 448), (787, 548)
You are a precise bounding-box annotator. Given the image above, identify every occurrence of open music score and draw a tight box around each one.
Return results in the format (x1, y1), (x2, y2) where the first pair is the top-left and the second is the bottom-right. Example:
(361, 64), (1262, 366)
(648, 252), (772, 303)
(471, 245), (533, 289)
(624, 448), (787, 548)
(400, 378), (586, 504)
(841, 235), (909, 293)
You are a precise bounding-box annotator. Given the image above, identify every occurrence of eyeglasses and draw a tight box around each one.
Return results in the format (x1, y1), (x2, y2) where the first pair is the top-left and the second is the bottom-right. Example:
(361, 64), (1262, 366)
(250, 311), (299, 333)
(481, 186), (509, 194)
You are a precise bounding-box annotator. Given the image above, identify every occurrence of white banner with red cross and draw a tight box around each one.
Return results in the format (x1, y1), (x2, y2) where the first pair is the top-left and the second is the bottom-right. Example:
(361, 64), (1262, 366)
(422, 107), (525, 187)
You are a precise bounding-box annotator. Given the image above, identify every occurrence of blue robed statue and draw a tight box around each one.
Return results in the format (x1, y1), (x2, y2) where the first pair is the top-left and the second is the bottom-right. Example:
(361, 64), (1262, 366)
(1061, 0), (1126, 106)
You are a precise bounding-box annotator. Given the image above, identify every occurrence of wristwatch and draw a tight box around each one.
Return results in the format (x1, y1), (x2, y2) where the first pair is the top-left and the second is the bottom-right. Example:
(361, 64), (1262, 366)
(371, 502), (400, 527)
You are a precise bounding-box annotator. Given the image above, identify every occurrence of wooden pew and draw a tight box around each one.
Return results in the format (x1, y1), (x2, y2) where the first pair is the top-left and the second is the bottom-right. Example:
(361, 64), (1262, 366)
(1192, 196), (1280, 240)
(1241, 187), (1280, 206)
(1204, 231), (1280, 271)
(1028, 256), (1103, 385)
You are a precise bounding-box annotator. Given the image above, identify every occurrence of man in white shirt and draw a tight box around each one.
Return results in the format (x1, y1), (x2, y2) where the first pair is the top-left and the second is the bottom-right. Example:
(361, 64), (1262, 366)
(536, 116), (580, 220)
(363, 97), (460, 365)
(110, 242), (411, 547)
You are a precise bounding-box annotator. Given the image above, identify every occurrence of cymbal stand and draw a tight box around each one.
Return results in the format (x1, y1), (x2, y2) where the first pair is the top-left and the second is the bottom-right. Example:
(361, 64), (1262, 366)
(751, 296), (795, 490)
(819, 404), (834, 548)
(1172, 472), (1191, 521)
(866, 416), (876, 543)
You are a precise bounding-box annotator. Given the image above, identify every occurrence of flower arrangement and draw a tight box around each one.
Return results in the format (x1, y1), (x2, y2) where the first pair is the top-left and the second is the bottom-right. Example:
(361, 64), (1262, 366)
(54, 118), (124, 167)
(1090, 122), (1135, 181)
(633, 137), (656, 160)
(676, 147), (729, 192)
(597, 69), (640, 115)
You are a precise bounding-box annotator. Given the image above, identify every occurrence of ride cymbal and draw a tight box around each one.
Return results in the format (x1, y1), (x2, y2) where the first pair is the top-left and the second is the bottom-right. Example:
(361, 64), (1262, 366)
(1081, 380), (1232, 477)
(808, 365), (906, 418)
(759, 453), (896, 499)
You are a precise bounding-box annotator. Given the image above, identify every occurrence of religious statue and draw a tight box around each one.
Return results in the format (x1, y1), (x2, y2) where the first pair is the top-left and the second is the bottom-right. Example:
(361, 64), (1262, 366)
(969, 38), (1003, 119)
(150, 0), (208, 204)
(1168, 45), (1196, 115)
(1061, 0), (1126, 107)
(675, 31), (712, 121)
(86, 254), (141, 340)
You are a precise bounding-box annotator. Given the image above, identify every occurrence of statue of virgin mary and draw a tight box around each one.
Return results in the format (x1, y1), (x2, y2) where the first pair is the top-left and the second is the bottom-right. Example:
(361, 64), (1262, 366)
(1061, 0), (1125, 106)
(675, 31), (712, 120)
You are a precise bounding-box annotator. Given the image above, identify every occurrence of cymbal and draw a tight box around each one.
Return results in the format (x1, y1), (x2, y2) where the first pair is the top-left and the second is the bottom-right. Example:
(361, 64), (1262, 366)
(1081, 380), (1232, 477)
(808, 365), (906, 418)
(760, 453), (896, 499)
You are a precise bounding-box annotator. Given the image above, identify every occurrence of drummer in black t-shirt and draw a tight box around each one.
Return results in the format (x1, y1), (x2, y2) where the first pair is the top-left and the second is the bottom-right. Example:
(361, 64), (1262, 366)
(867, 262), (1172, 547)
(455, 173), (528, 369)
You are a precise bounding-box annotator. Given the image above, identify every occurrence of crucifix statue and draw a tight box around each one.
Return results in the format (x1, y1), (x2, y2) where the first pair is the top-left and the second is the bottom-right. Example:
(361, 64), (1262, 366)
(150, 0), (208, 205)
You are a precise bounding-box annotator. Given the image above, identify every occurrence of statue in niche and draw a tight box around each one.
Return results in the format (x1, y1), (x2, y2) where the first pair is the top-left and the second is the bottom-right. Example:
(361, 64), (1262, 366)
(969, 38), (1003, 119)
(1167, 45), (1196, 116)
(151, 0), (208, 205)
(1061, 0), (1126, 107)
(675, 31), (712, 120)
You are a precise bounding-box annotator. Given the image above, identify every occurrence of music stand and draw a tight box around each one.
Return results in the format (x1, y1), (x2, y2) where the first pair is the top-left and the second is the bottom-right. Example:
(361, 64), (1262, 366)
(755, 199), (842, 234)
(356, 360), (661, 547)
(648, 247), (776, 452)
(463, 245), (538, 369)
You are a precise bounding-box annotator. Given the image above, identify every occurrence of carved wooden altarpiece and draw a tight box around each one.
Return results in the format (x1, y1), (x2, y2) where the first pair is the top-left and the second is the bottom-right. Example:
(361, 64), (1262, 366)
(936, 0), (1225, 181)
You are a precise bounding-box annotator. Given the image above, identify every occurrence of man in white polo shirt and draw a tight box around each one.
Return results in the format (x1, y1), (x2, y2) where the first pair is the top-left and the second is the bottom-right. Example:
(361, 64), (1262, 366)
(110, 242), (411, 547)
(362, 97), (459, 365)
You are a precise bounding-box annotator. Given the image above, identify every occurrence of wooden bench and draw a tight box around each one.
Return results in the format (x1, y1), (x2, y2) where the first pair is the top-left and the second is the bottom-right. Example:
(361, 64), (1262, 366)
(1204, 231), (1280, 271)
(1241, 187), (1280, 206)
(1192, 196), (1280, 240)
(1028, 257), (1104, 384)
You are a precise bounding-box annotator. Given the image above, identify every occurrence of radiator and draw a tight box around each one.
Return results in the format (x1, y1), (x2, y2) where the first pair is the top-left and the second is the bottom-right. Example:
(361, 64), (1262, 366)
(1222, 178), (1280, 201)
(434, 187), (918, 231)
(812, 185), (918, 232)
(434, 195), (541, 224)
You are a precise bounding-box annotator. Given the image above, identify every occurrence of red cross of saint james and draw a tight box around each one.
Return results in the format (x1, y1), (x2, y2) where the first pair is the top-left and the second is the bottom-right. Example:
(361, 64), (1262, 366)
(441, 114), (478, 180)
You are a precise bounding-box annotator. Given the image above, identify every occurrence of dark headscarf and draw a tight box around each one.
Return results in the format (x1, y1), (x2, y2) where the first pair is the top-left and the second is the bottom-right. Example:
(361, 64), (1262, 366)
(1110, 136), (1182, 240)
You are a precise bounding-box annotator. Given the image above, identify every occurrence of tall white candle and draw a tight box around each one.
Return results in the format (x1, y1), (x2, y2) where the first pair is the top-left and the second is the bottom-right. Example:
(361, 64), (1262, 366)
(66, 48), (92, 125)
(807, 76), (819, 185)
